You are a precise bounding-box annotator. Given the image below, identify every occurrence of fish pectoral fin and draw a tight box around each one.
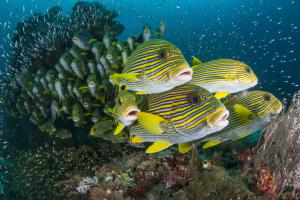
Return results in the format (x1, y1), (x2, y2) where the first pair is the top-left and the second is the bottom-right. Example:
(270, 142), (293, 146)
(83, 113), (92, 116)
(109, 73), (140, 86)
(233, 104), (254, 118)
(135, 91), (148, 95)
(178, 142), (192, 153)
(192, 56), (202, 66)
(146, 141), (173, 153)
(203, 140), (221, 149)
(234, 132), (253, 140)
(214, 92), (231, 99)
(88, 38), (98, 43)
(130, 136), (144, 143)
(137, 112), (167, 134)
(114, 123), (125, 135)
(79, 86), (88, 91)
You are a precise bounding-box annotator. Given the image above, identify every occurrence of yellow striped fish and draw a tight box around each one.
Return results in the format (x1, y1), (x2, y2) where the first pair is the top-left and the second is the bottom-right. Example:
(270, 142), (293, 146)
(199, 90), (283, 149)
(107, 90), (140, 135)
(130, 84), (229, 153)
(189, 58), (258, 99)
(109, 39), (193, 94)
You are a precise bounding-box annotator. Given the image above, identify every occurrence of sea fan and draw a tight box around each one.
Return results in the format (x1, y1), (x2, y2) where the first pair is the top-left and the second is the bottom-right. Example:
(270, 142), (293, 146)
(254, 90), (300, 197)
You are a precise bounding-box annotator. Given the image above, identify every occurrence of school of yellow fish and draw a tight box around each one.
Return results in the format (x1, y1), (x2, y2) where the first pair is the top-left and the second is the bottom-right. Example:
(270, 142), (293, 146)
(10, 21), (283, 153)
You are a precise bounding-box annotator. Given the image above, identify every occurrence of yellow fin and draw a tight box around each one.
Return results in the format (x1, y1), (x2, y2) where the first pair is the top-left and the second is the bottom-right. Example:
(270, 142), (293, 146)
(83, 113), (91, 116)
(214, 92), (231, 99)
(234, 132), (253, 140)
(88, 38), (98, 43)
(109, 72), (140, 86)
(178, 142), (192, 153)
(136, 91), (148, 95)
(114, 123), (125, 135)
(79, 86), (88, 90)
(106, 107), (115, 115)
(81, 52), (88, 56)
(130, 136), (144, 143)
(233, 104), (254, 118)
(192, 56), (202, 66)
(203, 140), (221, 149)
(137, 112), (167, 134)
(146, 141), (173, 153)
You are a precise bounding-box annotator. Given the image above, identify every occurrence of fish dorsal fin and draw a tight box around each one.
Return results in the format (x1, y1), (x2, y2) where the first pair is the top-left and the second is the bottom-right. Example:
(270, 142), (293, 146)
(203, 140), (221, 149)
(137, 112), (167, 134)
(178, 142), (192, 153)
(130, 136), (144, 143)
(192, 56), (202, 66)
(214, 91), (231, 99)
(114, 123), (125, 135)
(146, 141), (173, 153)
(233, 104), (254, 118)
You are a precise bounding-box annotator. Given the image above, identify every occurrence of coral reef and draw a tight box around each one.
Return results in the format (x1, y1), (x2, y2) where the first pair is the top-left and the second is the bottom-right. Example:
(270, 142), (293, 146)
(5, 143), (126, 200)
(251, 90), (300, 199)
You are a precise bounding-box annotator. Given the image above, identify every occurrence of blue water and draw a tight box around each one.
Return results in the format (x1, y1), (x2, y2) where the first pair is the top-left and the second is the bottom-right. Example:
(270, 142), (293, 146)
(0, 1), (299, 199)
(0, 0), (299, 103)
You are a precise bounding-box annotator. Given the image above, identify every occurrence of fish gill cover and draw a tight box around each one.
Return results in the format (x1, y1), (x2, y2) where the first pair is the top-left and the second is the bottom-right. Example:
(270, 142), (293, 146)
(0, 1), (299, 200)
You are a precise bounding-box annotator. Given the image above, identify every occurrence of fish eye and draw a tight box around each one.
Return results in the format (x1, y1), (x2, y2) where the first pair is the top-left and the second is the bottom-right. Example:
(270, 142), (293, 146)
(158, 49), (168, 59)
(245, 67), (252, 73)
(120, 85), (126, 91)
(188, 95), (203, 104)
(263, 94), (271, 101)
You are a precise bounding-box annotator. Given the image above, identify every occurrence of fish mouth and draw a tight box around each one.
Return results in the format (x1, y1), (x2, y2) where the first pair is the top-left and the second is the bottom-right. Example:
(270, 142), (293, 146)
(125, 108), (140, 121)
(207, 107), (229, 128)
(170, 64), (193, 82)
(73, 117), (80, 122)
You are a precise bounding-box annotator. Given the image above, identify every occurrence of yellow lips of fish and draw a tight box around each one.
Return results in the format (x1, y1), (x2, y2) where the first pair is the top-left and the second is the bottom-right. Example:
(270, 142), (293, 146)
(206, 106), (229, 128)
(167, 62), (193, 82)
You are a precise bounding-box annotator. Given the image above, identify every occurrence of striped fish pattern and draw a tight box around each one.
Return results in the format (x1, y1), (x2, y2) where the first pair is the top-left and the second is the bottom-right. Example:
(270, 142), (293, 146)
(114, 91), (140, 126)
(190, 59), (258, 93)
(111, 39), (193, 93)
(198, 90), (283, 148)
(130, 84), (229, 144)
